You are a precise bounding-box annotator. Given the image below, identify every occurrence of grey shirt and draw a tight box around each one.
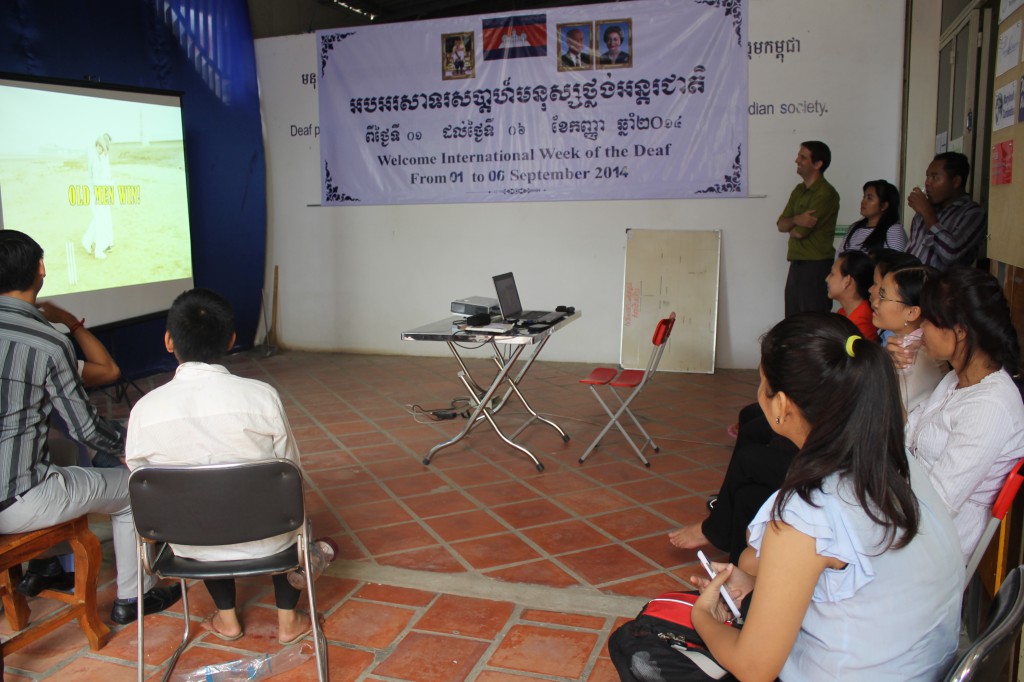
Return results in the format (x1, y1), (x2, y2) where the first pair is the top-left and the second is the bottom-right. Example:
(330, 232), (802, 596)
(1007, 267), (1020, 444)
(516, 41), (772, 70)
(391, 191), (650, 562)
(0, 296), (122, 499)
(906, 195), (986, 269)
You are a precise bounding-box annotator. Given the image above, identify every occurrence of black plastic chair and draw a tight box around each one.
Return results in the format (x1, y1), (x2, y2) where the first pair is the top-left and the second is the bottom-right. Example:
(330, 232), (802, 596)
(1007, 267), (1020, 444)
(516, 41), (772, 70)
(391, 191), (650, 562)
(128, 459), (328, 682)
(945, 565), (1024, 681)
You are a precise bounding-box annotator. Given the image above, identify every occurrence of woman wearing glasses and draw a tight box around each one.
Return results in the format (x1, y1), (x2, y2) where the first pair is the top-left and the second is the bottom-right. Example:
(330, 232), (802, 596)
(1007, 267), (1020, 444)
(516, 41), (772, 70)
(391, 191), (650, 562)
(669, 251), (921, 561)
(870, 264), (946, 413)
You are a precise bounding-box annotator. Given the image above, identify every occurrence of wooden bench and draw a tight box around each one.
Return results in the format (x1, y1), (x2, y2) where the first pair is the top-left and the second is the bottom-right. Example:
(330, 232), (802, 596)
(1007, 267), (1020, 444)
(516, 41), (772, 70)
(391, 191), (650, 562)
(0, 515), (111, 668)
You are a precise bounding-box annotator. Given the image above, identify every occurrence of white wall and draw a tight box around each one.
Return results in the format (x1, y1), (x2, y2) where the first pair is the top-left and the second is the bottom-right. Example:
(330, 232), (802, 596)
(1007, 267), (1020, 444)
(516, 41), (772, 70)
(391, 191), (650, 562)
(254, 0), (905, 368)
(903, 1), (941, 215)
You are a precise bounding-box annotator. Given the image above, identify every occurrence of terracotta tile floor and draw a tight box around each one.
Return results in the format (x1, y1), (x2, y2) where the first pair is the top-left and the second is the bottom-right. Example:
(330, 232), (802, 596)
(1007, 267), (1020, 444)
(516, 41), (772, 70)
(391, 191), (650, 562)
(2, 350), (757, 680)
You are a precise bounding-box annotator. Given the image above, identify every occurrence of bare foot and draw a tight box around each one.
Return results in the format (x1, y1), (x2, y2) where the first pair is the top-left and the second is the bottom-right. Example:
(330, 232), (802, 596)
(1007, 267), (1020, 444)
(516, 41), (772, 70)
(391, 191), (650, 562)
(668, 523), (709, 549)
(278, 609), (312, 645)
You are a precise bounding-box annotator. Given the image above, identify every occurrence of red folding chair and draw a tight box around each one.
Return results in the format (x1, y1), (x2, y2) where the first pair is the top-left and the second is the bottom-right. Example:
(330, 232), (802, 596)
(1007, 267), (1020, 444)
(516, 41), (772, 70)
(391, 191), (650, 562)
(966, 459), (1024, 582)
(578, 312), (676, 466)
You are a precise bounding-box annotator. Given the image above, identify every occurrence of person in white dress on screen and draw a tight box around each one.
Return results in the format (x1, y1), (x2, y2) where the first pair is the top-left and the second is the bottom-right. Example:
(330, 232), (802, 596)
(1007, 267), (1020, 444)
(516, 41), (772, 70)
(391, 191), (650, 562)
(81, 133), (114, 259)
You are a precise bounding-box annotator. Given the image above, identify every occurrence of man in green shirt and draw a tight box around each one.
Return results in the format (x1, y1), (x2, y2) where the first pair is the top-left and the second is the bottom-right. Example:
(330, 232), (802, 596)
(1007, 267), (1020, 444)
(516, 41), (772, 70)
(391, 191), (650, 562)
(777, 141), (840, 316)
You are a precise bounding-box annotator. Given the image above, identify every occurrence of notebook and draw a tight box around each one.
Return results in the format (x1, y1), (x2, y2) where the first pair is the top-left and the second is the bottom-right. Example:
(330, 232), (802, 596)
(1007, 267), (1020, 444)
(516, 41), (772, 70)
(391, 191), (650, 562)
(492, 272), (561, 324)
(463, 321), (515, 333)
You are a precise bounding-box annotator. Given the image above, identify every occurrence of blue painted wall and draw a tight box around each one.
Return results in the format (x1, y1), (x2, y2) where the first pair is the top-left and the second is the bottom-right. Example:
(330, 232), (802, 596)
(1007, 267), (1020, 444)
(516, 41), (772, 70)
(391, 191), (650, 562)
(0, 0), (266, 378)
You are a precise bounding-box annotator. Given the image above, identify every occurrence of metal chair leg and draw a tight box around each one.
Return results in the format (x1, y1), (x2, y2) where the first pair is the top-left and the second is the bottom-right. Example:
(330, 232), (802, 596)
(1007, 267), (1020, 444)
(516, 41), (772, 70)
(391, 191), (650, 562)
(611, 384), (658, 450)
(159, 579), (190, 682)
(302, 524), (329, 681)
(580, 385), (651, 465)
(136, 541), (145, 682)
(137, 538), (190, 682)
(607, 387), (657, 464)
(579, 386), (620, 463)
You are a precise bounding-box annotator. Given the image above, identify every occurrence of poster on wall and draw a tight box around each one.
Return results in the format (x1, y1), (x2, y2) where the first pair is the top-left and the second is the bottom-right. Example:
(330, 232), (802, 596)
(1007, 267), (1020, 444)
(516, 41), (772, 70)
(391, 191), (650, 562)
(993, 140), (1014, 185)
(317, 0), (748, 205)
(1002, 0), (1024, 23)
(1019, 75), (1024, 122)
(995, 79), (1018, 131)
(997, 21), (1021, 77)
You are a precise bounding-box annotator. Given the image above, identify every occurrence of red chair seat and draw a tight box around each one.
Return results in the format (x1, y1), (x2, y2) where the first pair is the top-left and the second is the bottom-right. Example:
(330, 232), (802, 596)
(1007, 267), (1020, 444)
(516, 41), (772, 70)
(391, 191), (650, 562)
(581, 367), (618, 385)
(610, 369), (644, 388)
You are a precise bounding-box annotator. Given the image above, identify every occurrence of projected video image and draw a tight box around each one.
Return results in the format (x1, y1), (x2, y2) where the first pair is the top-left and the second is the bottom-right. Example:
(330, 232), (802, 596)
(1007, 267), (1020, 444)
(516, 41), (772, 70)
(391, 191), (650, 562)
(0, 82), (192, 299)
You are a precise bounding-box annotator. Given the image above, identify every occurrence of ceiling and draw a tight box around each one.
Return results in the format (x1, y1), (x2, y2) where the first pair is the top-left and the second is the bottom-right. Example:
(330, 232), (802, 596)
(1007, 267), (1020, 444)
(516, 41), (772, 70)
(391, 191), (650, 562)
(247, 0), (626, 38)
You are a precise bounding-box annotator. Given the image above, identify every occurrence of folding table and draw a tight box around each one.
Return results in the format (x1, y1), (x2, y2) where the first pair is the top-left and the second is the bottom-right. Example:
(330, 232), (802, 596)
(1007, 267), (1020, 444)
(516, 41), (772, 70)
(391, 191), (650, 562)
(401, 312), (580, 471)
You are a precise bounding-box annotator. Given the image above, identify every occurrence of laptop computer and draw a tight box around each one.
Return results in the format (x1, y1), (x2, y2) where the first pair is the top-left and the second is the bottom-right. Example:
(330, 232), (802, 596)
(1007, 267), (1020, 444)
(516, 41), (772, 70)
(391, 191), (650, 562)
(492, 272), (563, 324)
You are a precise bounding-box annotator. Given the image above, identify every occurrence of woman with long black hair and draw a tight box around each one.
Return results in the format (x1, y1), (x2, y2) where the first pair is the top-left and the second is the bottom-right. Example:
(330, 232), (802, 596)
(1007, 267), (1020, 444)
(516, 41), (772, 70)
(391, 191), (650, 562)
(691, 313), (962, 681)
(905, 266), (1024, 562)
(870, 264), (946, 413)
(840, 179), (905, 253)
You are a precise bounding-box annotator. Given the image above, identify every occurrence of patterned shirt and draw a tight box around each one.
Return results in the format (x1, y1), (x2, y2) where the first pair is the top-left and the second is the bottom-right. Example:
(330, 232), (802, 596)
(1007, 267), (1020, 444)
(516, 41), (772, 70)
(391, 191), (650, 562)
(906, 195), (986, 269)
(840, 223), (906, 253)
(0, 296), (123, 499)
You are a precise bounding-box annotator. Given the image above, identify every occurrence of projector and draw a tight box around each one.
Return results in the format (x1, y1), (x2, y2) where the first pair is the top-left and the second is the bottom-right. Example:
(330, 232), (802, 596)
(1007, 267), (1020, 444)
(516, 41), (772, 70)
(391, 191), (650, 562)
(451, 296), (499, 317)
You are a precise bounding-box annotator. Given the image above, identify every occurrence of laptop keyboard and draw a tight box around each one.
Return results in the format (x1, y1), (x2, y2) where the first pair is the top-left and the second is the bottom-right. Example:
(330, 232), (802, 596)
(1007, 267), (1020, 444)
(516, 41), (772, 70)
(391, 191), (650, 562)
(520, 311), (566, 324)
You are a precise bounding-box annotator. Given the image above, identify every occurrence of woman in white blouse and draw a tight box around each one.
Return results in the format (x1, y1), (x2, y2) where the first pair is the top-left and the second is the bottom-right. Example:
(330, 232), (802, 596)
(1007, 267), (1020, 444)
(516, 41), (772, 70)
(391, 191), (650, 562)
(906, 266), (1024, 563)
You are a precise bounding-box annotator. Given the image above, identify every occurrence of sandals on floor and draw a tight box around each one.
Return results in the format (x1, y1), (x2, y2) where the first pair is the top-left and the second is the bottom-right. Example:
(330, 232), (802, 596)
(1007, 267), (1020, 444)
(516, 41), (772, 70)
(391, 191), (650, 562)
(279, 624), (313, 645)
(279, 611), (320, 645)
(204, 615), (244, 641)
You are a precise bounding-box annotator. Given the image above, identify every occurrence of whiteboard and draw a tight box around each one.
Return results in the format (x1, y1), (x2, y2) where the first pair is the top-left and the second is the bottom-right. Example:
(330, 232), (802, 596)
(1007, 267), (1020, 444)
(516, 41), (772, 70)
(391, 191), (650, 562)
(621, 229), (721, 373)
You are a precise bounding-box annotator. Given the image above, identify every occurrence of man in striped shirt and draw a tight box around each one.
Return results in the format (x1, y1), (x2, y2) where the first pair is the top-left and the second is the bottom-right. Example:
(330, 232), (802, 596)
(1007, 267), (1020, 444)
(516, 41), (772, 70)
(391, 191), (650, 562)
(0, 230), (179, 624)
(906, 152), (986, 269)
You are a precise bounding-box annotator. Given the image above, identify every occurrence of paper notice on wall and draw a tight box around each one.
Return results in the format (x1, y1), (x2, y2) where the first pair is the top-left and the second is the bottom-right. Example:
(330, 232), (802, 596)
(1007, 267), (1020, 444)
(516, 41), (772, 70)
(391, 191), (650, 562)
(993, 140), (1014, 185)
(1002, 0), (1024, 23)
(997, 21), (1022, 76)
(994, 80), (1018, 131)
(1020, 76), (1024, 121)
(935, 131), (948, 154)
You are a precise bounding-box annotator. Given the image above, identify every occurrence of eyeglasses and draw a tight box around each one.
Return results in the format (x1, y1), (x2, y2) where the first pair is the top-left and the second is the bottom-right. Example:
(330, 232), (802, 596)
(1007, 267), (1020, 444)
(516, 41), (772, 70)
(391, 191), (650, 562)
(876, 288), (907, 305)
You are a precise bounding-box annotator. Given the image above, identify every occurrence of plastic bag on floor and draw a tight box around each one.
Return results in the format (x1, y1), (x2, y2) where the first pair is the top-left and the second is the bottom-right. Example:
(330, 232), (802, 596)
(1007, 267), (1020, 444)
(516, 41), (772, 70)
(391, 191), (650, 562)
(171, 641), (313, 681)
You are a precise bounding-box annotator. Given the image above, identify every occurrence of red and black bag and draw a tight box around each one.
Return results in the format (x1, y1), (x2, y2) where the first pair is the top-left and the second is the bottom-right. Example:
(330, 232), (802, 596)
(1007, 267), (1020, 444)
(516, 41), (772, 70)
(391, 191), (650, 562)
(608, 591), (736, 682)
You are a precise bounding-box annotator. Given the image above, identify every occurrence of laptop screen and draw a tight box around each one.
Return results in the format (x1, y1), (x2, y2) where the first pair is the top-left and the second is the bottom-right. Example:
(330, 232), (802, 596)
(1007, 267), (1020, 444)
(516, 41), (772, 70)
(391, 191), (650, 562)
(493, 272), (524, 320)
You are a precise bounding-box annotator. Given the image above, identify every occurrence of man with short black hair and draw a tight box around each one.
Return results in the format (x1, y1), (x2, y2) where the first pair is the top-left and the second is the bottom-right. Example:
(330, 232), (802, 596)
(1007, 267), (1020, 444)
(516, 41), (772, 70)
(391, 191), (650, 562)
(126, 289), (309, 643)
(777, 141), (840, 316)
(906, 152), (986, 269)
(0, 229), (180, 624)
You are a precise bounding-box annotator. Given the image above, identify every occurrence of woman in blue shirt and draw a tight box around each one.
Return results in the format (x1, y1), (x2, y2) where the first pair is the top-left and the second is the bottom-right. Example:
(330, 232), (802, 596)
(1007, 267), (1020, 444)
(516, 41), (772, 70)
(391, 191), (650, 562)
(691, 313), (962, 681)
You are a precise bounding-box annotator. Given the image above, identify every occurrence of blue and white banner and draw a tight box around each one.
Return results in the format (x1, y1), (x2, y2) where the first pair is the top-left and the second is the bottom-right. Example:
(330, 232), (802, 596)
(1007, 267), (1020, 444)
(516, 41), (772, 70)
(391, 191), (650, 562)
(318, 0), (747, 205)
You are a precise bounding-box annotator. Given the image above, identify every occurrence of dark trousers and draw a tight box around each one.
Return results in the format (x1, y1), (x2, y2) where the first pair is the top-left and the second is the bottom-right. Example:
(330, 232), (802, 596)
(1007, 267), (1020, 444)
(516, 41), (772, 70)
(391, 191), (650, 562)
(204, 575), (302, 611)
(702, 404), (799, 563)
(785, 258), (833, 317)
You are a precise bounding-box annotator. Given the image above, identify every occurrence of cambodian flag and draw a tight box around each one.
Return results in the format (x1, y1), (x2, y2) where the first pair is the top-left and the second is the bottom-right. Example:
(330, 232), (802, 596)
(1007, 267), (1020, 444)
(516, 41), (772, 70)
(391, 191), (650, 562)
(482, 14), (547, 61)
